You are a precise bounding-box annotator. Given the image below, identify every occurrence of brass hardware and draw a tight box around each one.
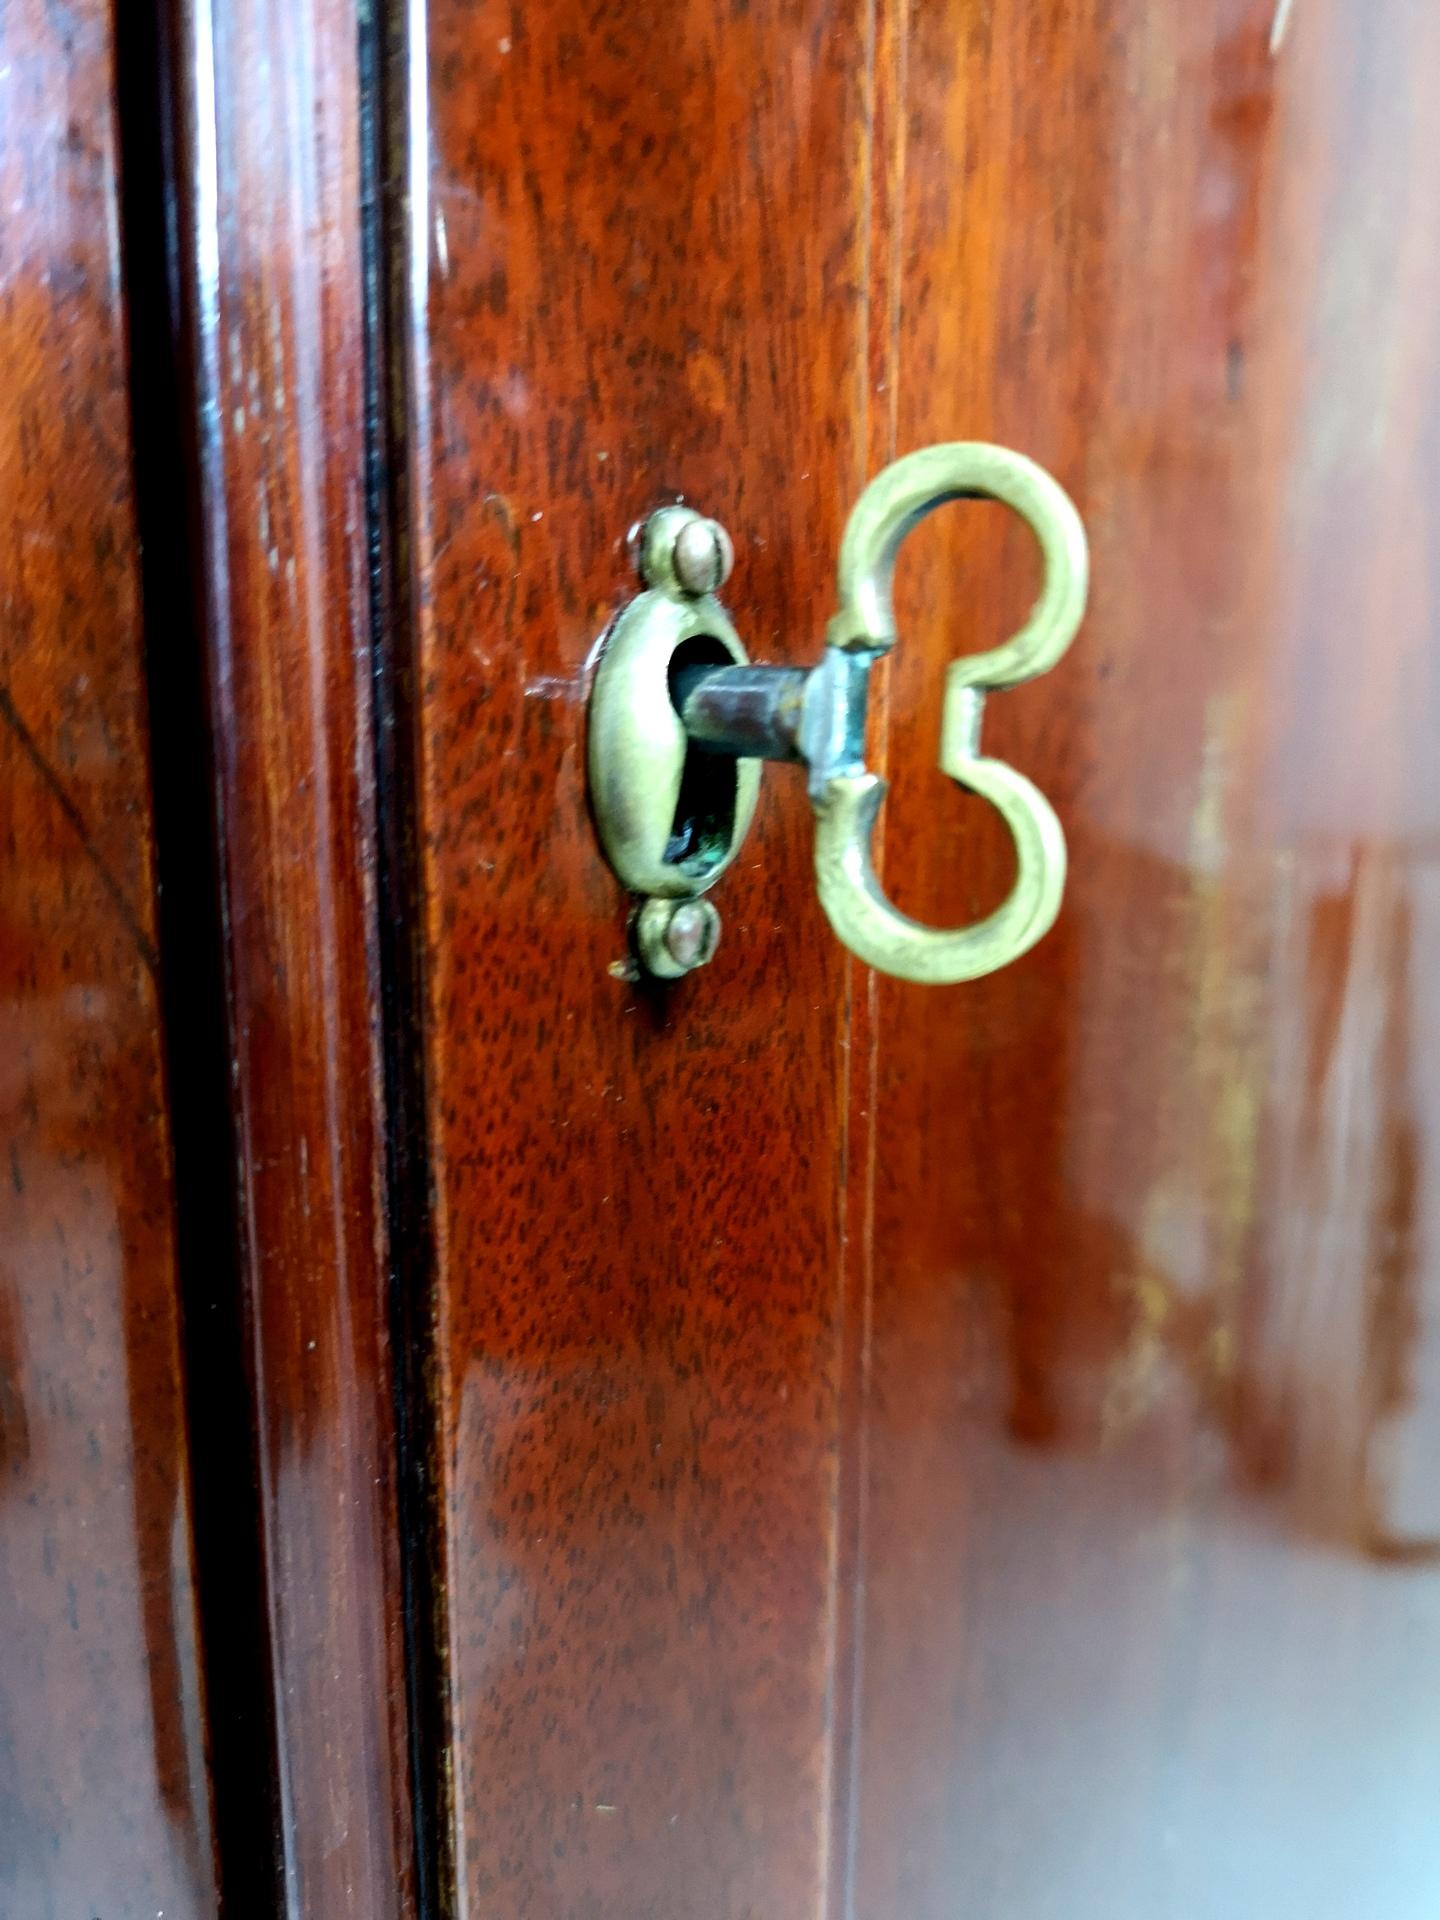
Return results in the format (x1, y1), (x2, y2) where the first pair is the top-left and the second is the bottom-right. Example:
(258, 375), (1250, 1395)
(635, 896), (723, 978)
(668, 515), (735, 596)
(814, 443), (1086, 982)
(587, 445), (1087, 985)
(587, 505), (760, 903)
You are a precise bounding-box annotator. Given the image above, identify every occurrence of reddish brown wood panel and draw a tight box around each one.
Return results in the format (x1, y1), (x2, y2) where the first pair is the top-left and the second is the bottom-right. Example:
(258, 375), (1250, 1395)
(395, 0), (1440, 1914)
(0, 2), (219, 1913)
(849, 1), (1440, 1915)
(167, 0), (414, 1911)
(395, 1), (879, 1911)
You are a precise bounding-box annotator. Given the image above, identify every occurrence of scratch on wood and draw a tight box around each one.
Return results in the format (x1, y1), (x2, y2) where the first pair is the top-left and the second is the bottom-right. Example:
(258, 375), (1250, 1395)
(0, 683), (160, 976)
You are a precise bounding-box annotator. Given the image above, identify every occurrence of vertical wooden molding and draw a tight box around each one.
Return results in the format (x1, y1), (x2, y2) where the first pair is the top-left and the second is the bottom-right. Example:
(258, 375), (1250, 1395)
(165, 0), (417, 1910)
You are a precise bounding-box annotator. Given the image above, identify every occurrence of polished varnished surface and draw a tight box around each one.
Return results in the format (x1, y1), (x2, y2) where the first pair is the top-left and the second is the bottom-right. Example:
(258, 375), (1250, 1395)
(852, 1), (1440, 1915)
(396, 0), (1440, 1916)
(398, 0), (871, 1910)
(30, 2), (1440, 1917)
(0, 1), (218, 1912)
(170, 0), (415, 1909)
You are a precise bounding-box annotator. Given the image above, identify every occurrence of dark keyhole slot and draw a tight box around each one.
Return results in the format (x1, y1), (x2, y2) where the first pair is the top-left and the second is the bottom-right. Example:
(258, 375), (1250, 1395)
(665, 635), (739, 878)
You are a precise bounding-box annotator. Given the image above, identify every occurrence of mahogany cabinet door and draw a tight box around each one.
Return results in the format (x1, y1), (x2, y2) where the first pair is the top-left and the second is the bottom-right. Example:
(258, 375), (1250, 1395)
(379, 0), (1440, 1916)
(10, 0), (1435, 1915)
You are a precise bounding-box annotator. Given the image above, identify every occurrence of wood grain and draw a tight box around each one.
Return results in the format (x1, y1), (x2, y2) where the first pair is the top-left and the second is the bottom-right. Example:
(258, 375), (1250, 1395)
(850, 2), (1440, 1915)
(392, 0), (878, 1910)
(0, 1), (219, 1912)
(389, 0), (1440, 1915)
(165, 0), (416, 1910)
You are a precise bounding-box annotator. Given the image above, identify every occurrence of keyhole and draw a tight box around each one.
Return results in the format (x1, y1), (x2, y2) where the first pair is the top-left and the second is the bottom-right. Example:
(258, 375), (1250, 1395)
(664, 634), (739, 878)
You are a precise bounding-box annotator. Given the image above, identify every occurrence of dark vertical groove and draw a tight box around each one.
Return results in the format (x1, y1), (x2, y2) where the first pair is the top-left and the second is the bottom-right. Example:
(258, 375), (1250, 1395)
(112, 1), (285, 1913)
(358, 3), (452, 1915)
